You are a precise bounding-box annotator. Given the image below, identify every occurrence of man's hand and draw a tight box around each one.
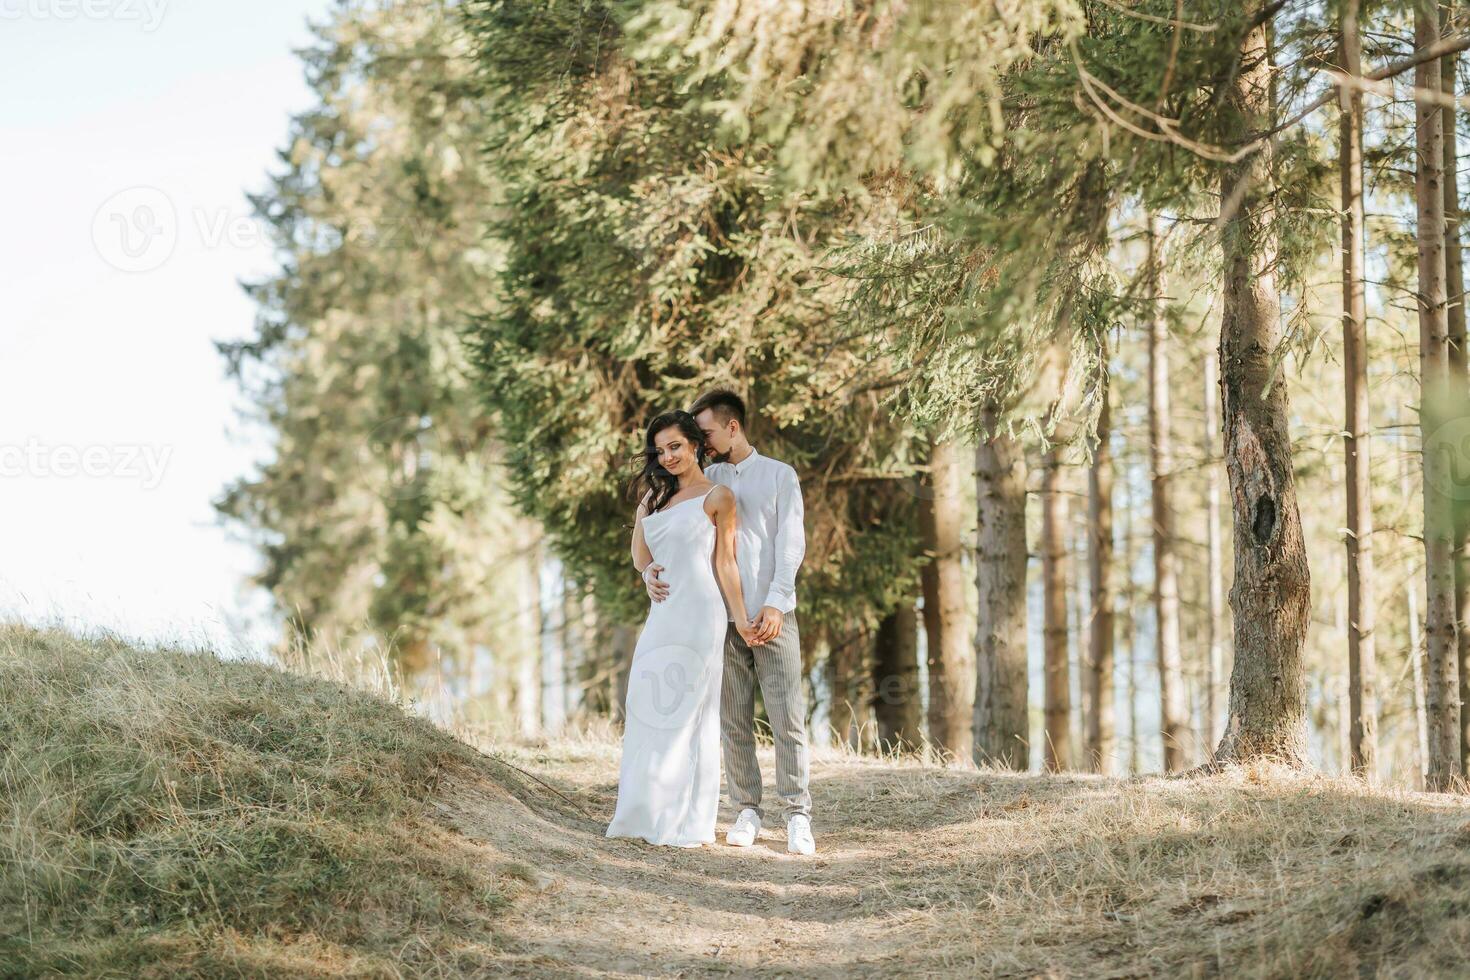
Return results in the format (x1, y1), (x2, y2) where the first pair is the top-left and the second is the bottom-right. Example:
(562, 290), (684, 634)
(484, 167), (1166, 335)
(752, 606), (783, 645)
(643, 564), (670, 602)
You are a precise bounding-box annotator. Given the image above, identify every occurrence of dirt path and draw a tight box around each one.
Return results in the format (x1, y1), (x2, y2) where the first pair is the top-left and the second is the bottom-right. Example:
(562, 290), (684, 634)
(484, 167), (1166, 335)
(441, 742), (993, 977)
(439, 740), (1470, 978)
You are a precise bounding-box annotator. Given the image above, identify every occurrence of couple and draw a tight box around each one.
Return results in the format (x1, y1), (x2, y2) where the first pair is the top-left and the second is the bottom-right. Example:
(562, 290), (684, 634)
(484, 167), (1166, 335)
(604, 389), (815, 855)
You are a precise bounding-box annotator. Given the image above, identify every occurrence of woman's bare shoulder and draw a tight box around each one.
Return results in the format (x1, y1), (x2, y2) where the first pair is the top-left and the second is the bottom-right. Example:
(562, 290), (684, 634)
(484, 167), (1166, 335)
(705, 483), (736, 512)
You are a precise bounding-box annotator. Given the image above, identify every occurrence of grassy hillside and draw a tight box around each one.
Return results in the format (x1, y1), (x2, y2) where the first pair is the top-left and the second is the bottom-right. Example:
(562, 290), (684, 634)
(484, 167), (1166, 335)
(5, 622), (1470, 978)
(0, 623), (525, 978)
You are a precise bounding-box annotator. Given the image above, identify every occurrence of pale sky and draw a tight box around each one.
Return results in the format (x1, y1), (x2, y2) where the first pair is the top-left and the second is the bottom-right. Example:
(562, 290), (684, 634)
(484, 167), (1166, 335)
(0, 0), (335, 657)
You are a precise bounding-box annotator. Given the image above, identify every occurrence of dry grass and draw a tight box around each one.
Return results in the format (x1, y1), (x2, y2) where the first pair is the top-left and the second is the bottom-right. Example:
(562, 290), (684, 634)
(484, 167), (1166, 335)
(450, 739), (1470, 978)
(5, 620), (1470, 978)
(0, 622), (524, 977)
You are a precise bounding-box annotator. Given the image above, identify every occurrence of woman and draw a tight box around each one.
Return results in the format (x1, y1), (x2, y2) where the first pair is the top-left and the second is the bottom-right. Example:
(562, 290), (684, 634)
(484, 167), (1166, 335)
(606, 411), (756, 847)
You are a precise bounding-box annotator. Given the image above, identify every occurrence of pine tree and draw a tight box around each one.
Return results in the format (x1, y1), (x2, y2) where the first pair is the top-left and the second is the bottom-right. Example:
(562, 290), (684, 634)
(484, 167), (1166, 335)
(1415, 0), (1464, 791)
(1087, 356), (1116, 774)
(1341, 0), (1380, 779)
(219, 2), (535, 687)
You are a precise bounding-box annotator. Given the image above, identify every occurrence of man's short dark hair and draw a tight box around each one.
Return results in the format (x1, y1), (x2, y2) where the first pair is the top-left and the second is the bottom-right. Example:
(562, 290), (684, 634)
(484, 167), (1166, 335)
(689, 388), (746, 429)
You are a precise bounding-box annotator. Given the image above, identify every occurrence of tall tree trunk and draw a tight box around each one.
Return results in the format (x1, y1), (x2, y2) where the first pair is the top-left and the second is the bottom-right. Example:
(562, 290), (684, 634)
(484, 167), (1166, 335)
(1147, 216), (1187, 773)
(1071, 514), (1088, 762)
(561, 578), (584, 721)
(1444, 10), (1470, 775)
(920, 438), (975, 760)
(1042, 443), (1071, 771)
(539, 551), (567, 735)
(610, 624), (635, 726)
(516, 523), (542, 736)
(974, 408), (1030, 770)
(1203, 347), (1225, 751)
(1121, 461), (1140, 775)
(1418, 2), (1464, 792)
(1411, 579), (1431, 789)
(577, 590), (607, 717)
(1404, 432), (1431, 789)
(1213, 11), (1312, 765)
(874, 603), (923, 751)
(828, 629), (863, 748)
(1342, 0), (1380, 780)
(1087, 374), (1116, 774)
(516, 652), (540, 735)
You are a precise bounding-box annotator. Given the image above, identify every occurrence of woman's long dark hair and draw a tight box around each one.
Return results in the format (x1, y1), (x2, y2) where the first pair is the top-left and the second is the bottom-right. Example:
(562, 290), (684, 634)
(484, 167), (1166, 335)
(630, 411), (708, 514)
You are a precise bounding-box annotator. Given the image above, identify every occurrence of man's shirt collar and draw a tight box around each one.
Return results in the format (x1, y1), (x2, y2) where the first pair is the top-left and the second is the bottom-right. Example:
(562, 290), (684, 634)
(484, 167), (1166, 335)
(732, 446), (761, 474)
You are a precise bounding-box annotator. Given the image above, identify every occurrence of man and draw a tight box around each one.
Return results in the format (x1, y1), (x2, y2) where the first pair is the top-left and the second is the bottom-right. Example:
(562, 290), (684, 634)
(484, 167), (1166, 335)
(641, 389), (815, 855)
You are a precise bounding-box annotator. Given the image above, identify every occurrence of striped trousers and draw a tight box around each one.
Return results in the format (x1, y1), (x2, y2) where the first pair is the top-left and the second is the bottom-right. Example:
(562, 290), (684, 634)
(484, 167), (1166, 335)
(719, 612), (812, 821)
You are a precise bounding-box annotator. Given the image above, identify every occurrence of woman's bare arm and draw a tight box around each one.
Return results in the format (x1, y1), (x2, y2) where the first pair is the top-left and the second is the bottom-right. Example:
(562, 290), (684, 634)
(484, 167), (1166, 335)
(709, 486), (756, 642)
(631, 499), (653, 572)
(632, 497), (670, 602)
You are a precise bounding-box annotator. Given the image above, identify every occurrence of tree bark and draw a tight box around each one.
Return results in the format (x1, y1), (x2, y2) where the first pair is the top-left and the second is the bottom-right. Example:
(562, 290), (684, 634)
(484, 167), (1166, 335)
(1444, 9), (1470, 775)
(577, 590), (608, 717)
(1146, 216), (1187, 773)
(1419, 2), (1465, 792)
(1203, 347), (1225, 751)
(1342, 0), (1380, 780)
(1213, 11), (1313, 766)
(1087, 371), (1116, 775)
(516, 520), (543, 735)
(827, 628), (864, 749)
(1042, 443), (1071, 771)
(1120, 462), (1140, 775)
(539, 551), (567, 735)
(610, 623), (635, 726)
(561, 578), (584, 720)
(874, 603), (923, 751)
(974, 408), (1030, 770)
(1402, 433), (1431, 789)
(919, 437), (976, 760)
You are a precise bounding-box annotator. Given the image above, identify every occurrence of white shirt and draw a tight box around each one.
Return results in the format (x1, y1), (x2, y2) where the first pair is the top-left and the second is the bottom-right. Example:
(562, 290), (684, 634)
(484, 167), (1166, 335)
(705, 447), (806, 622)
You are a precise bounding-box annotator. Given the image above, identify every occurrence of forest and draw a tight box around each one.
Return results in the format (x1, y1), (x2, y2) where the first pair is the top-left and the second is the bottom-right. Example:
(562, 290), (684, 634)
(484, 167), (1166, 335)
(217, 0), (1470, 794)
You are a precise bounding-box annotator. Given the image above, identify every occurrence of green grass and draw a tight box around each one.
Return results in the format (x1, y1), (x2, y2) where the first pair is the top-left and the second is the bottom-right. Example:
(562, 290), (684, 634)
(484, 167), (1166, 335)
(0, 622), (508, 978)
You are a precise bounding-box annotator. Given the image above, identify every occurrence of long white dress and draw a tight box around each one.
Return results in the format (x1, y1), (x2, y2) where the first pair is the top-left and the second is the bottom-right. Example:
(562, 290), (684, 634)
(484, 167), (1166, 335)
(606, 488), (726, 847)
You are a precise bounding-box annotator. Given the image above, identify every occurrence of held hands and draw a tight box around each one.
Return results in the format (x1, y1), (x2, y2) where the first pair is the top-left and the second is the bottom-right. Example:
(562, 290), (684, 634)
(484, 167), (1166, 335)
(751, 606), (783, 645)
(643, 563), (670, 603)
(645, 563), (781, 645)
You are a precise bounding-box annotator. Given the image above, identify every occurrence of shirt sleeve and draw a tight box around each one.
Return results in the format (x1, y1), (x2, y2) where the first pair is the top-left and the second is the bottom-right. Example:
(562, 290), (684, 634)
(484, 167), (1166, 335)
(762, 465), (806, 612)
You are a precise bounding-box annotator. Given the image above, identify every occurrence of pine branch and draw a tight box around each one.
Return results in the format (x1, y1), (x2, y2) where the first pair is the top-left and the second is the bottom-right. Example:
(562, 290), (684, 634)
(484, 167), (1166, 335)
(1247, 30), (1470, 145)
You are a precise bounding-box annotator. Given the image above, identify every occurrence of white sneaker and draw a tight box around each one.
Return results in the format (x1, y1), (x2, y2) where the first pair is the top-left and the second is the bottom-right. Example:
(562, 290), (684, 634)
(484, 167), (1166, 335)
(726, 808), (761, 846)
(786, 814), (816, 856)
